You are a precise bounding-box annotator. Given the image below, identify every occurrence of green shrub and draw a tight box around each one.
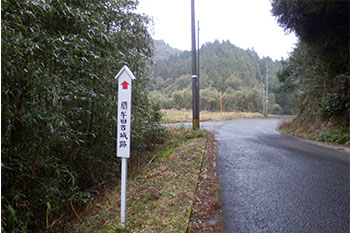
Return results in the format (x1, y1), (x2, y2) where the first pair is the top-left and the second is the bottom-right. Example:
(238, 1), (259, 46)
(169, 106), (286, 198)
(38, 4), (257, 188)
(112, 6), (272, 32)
(316, 126), (350, 145)
(1, 0), (164, 231)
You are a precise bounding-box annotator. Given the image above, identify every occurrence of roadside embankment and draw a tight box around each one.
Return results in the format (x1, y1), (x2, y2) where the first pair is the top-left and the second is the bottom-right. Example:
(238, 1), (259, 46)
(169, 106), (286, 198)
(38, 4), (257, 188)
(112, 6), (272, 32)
(278, 114), (350, 148)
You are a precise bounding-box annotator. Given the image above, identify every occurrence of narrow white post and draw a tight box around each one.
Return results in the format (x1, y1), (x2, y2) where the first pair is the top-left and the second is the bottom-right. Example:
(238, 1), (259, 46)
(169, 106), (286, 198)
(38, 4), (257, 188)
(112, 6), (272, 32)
(115, 65), (135, 228)
(120, 157), (128, 227)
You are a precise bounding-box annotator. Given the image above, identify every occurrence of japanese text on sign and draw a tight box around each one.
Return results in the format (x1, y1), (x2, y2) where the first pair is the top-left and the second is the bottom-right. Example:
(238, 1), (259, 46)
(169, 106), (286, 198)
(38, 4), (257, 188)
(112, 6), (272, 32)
(116, 66), (135, 158)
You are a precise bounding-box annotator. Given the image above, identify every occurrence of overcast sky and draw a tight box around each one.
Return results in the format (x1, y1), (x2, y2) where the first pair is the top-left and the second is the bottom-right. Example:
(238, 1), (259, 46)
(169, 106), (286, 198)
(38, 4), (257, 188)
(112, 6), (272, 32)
(137, 0), (298, 60)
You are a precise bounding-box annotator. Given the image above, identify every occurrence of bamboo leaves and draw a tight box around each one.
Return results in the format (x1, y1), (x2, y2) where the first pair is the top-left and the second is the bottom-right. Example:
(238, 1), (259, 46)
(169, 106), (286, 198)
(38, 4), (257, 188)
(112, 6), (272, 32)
(2, 0), (163, 231)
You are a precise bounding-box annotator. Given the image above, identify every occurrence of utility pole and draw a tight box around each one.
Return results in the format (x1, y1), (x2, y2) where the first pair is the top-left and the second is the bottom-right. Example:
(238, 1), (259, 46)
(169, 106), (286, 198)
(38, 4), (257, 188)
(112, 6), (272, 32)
(197, 21), (200, 80)
(197, 20), (200, 122)
(220, 96), (223, 114)
(265, 62), (269, 117)
(191, 0), (199, 129)
(262, 84), (265, 115)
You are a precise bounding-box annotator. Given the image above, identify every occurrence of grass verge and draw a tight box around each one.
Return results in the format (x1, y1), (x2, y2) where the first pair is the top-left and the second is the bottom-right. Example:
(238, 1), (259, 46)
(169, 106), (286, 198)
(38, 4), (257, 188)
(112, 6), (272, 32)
(64, 127), (208, 232)
(161, 109), (263, 123)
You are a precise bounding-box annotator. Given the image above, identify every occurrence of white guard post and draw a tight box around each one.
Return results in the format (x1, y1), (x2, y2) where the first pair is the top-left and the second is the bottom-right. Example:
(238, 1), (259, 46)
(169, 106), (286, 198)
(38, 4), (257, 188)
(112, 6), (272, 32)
(115, 65), (136, 228)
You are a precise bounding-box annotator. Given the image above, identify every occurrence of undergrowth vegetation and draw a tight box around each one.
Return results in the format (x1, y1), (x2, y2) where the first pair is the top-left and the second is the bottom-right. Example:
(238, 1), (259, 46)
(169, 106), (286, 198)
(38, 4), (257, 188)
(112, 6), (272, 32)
(279, 115), (350, 146)
(64, 127), (207, 232)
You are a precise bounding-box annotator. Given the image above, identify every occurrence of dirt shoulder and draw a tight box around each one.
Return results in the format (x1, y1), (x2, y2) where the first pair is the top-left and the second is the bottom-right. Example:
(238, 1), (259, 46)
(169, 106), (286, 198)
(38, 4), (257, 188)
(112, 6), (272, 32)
(187, 131), (225, 232)
(294, 137), (350, 154)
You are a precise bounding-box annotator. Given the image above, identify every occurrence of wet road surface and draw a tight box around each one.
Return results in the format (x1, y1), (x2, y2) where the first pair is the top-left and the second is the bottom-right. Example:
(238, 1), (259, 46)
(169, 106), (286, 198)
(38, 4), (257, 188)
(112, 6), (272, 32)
(215, 119), (349, 233)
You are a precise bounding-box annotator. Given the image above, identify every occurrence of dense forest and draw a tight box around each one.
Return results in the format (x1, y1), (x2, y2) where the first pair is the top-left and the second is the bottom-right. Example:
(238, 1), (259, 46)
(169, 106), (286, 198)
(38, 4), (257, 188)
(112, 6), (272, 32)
(148, 40), (300, 114)
(1, 0), (165, 232)
(272, 0), (349, 145)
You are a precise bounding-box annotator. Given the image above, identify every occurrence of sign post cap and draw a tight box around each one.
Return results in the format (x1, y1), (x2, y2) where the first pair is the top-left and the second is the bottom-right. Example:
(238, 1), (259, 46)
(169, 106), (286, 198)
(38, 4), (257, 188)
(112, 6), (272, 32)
(115, 65), (136, 81)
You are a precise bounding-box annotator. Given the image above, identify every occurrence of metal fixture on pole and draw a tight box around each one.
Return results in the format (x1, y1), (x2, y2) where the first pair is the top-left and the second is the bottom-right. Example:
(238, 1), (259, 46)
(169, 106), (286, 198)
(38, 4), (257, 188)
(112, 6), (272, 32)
(120, 158), (127, 227)
(191, 0), (199, 129)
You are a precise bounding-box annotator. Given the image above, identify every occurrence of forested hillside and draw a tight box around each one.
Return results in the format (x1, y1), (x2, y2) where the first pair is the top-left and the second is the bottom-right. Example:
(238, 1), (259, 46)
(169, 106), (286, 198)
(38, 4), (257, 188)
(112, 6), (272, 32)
(148, 40), (300, 114)
(153, 39), (181, 62)
(272, 0), (349, 145)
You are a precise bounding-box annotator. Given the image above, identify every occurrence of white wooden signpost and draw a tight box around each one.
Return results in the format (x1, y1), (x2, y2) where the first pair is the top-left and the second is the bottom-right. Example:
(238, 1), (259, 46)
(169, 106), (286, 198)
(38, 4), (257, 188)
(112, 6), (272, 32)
(115, 65), (135, 227)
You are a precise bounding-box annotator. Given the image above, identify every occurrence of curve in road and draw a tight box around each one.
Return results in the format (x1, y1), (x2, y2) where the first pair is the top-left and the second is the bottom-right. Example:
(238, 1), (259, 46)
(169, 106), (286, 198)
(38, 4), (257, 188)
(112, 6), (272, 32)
(215, 118), (349, 233)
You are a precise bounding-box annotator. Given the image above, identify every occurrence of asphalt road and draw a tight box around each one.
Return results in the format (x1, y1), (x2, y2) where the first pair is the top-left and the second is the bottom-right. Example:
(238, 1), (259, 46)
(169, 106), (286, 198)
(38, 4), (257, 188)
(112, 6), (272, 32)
(214, 119), (350, 233)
